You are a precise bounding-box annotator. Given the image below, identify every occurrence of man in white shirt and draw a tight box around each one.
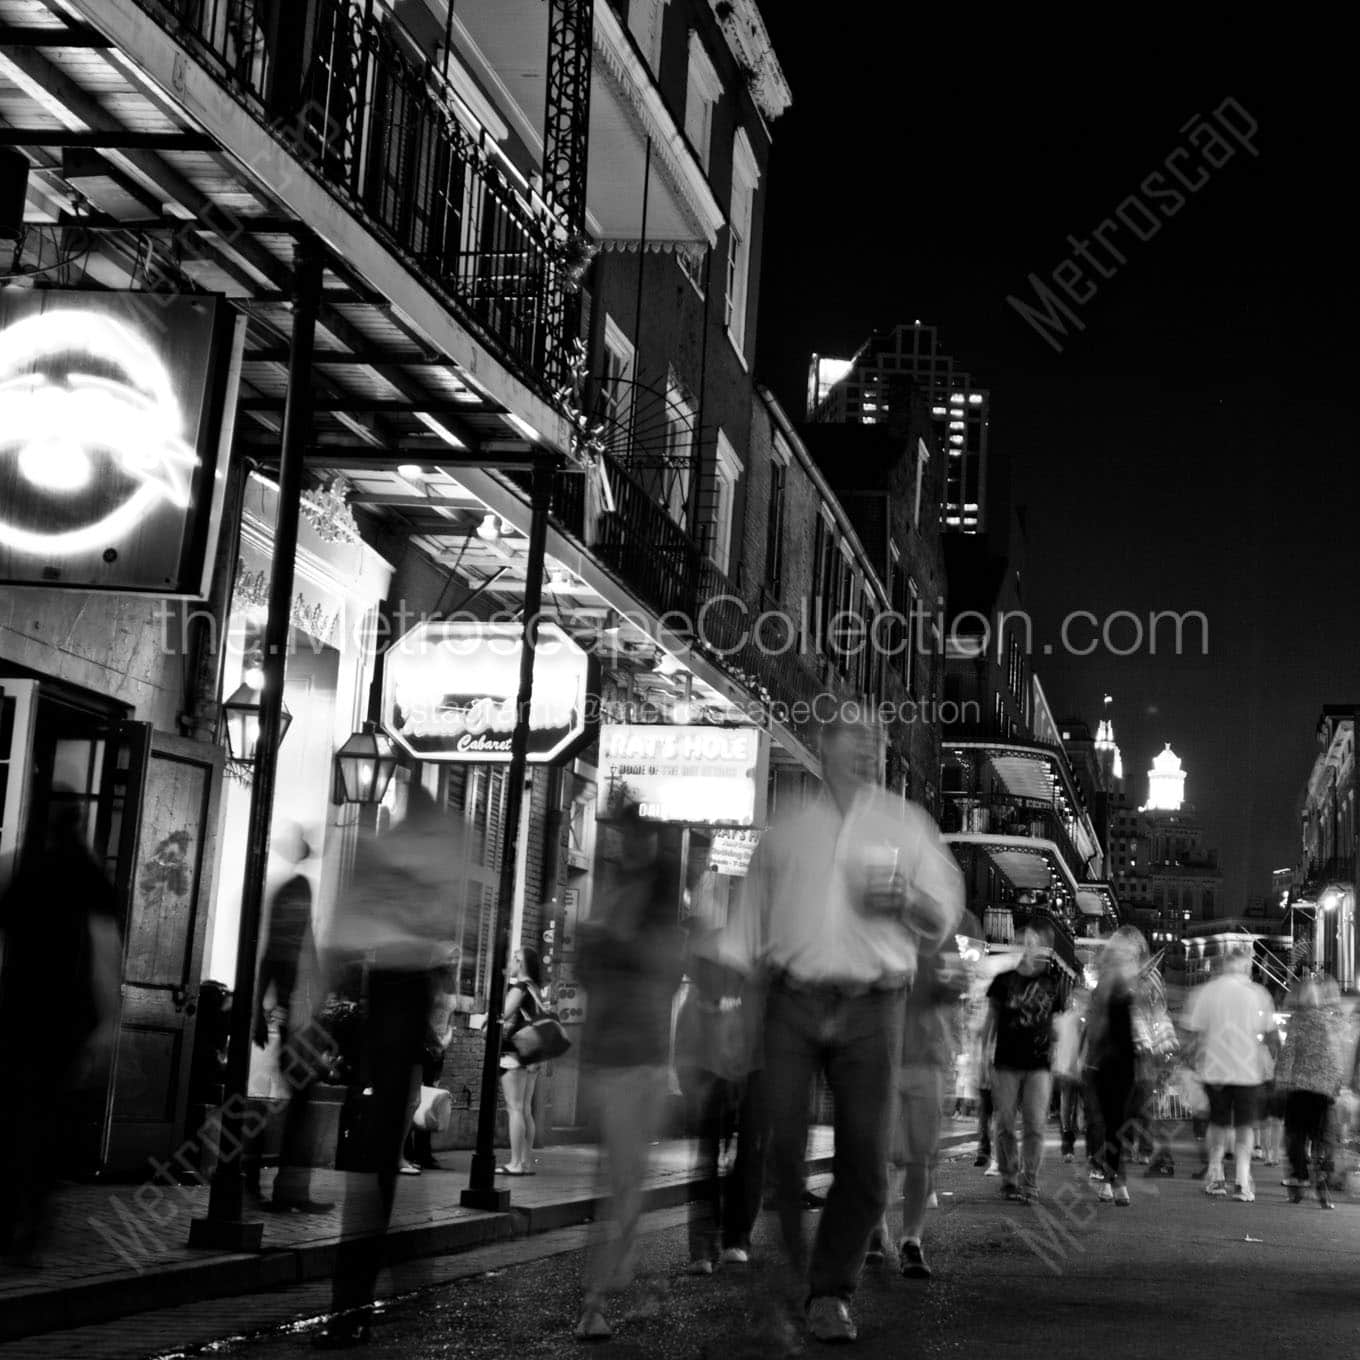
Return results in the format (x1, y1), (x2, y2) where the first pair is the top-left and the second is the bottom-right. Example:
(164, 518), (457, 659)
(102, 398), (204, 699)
(1182, 945), (1274, 1201)
(725, 716), (963, 1346)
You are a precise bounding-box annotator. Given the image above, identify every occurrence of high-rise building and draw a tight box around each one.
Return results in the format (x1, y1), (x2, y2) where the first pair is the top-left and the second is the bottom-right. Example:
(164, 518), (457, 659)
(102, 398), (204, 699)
(806, 322), (990, 534)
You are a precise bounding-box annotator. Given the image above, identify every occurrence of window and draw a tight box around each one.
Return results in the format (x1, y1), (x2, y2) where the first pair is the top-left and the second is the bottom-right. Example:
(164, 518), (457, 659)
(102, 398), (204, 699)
(711, 430), (742, 574)
(684, 31), (723, 172)
(724, 130), (760, 357)
(765, 435), (789, 595)
(601, 314), (635, 434)
(811, 509), (833, 654)
(442, 765), (509, 1006)
(627, 0), (666, 73)
(913, 437), (929, 528)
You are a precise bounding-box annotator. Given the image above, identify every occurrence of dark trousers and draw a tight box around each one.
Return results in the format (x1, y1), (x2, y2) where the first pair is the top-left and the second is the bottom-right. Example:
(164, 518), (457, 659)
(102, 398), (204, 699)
(0, 1049), (74, 1257)
(1058, 1078), (1082, 1155)
(1093, 1062), (1136, 1186)
(725, 1066), (768, 1249)
(1082, 1071), (1105, 1166)
(682, 1070), (742, 1261)
(331, 968), (430, 1316)
(977, 1086), (993, 1159)
(1285, 1090), (1333, 1186)
(764, 984), (902, 1302)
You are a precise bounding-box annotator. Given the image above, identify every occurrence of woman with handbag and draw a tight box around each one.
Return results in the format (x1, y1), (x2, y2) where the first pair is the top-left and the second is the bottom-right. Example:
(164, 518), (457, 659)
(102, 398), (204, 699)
(497, 946), (546, 1176)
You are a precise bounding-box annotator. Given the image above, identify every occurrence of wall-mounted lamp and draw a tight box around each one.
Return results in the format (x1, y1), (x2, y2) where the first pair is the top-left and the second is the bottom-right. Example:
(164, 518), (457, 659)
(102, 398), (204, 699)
(333, 722), (399, 806)
(221, 680), (292, 765)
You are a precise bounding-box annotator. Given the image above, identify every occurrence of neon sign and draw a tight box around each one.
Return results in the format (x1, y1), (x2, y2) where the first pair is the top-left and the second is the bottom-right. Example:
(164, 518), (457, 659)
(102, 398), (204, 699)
(0, 310), (198, 557)
(0, 292), (238, 595)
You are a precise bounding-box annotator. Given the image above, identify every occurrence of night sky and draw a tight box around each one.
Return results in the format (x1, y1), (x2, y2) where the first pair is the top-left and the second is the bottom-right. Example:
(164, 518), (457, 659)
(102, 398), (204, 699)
(753, 29), (1358, 911)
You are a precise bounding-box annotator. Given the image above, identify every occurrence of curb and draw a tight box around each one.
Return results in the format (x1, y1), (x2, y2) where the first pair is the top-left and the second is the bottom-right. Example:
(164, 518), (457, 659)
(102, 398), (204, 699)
(1, 1155), (838, 1343)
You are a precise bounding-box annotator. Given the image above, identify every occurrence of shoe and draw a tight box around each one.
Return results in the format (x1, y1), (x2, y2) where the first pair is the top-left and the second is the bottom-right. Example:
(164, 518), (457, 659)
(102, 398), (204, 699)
(268, 1196), (335, 1215)
(574, 1307), (612, 1342)
(926, 1192), (939, 1209)
(800, 1189), (827, 1209)
(311, 1317), (372, 1349)
(1204, 1179), (1228, 1197)
(1088, 1168), (1106, 1183)
(1113, 1184), (1130, 1207)
(418, 1157), (442, 1171)
(974, 1153), (989, 1167)
(1096, 1180), (1114, 1203)
(720, 1246), (750, 1265)
(1288, 1184), (1304, 1203)
(984, 1162), (1001, 1177)
(1003, 1185), (1029, 1204)
(1252, 1148), (1264, 1161)
(806, 1297), (857, 1343)
(1232, 1184), (1255, 1203)
(686, 1258), (714, 1276)
(1063, 1152), (1074, 1163)
(863, 1246), (884, 1267)
(398, 1160), (421, 1176)
(899, 1239), (931, 1279)
(495, 1165), (527, 1177)
(1318, 1181), (1336, 1210)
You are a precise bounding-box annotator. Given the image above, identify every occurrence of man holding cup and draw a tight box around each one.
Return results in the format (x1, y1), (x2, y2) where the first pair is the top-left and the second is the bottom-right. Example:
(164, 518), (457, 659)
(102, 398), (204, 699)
(722, 714), (963, 1347)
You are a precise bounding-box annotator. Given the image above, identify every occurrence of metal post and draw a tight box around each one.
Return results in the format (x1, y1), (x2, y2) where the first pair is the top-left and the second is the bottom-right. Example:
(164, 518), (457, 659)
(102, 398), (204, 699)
(462, 455), (556, 1210)
(190, 235), (323, 1249)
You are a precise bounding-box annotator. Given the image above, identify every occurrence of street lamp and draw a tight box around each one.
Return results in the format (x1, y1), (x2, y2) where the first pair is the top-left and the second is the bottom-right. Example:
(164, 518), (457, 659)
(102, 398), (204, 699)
(333, 723), (399, 805)
(222, 679), (292, 764)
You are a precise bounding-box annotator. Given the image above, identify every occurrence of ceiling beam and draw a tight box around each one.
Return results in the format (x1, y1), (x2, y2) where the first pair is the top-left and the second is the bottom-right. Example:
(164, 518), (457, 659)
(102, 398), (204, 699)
(0, 23), (110, 47)
(0, 129), (215, 149)
(241, 397), (482, 416)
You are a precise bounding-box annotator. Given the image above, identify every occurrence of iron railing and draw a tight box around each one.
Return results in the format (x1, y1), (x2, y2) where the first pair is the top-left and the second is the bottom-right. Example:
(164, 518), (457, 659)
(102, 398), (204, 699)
(940, 791), (1089, 885)
(142, 0), (570, 391)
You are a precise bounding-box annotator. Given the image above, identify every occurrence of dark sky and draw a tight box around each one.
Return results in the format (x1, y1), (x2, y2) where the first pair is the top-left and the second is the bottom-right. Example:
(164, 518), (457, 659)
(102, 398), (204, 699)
(753, 29), (1359, 909)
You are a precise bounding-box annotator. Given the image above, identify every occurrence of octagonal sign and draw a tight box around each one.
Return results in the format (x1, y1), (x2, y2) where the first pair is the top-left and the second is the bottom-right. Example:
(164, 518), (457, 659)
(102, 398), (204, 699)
(382, 620), (598, 764)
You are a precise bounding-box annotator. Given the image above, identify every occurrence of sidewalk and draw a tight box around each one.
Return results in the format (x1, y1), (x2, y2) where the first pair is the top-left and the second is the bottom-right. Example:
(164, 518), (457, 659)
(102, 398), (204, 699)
(5, 1117), (979, 1344)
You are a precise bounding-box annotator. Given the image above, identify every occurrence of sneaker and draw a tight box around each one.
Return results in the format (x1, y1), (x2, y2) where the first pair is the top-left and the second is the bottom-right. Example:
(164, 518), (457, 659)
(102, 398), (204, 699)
(1096, 1180), (1114, 1203)
(1063, 1152), (1074, 1163)
(984, 1161), (1001, 1177)
(1003, 1185), (1029, 1204)
(574, 1307), (612, 1342)
(1113, 1184), (1130, 1207)
(720, 1246), (750, 1265)
(1088, 1168), (1106, 1183)
(686, 1258), (714, 1276)
(899, 1239), (932, 1279)
(1232, 1184), (1255, 1203)
(806, 1297), (857, 1344)
(974, 1153), (989, 1167)
(1204, 1179), (1228, 1197)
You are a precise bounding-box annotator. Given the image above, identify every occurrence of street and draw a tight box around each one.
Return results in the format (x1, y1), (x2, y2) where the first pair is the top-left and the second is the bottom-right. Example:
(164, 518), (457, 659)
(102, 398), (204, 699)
(14, 1143), (1360, 1360)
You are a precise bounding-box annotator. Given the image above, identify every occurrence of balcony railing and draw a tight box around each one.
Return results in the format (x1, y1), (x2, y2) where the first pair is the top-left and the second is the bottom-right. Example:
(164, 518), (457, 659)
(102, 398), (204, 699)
(142, 0), (570, 391)
(940, 792), (1089, 884)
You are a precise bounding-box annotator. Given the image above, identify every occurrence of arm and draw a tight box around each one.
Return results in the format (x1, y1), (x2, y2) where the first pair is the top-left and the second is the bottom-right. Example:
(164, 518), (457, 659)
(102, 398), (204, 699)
(501, 984), (526, 1027)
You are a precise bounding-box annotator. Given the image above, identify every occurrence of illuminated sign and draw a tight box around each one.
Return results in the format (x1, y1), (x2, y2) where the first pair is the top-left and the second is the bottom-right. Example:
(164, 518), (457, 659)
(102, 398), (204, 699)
(381, 620), (598, 764)
(709, 828), (761, 876)
(0, 292), (240, 595)
(597, 724), (768, 826)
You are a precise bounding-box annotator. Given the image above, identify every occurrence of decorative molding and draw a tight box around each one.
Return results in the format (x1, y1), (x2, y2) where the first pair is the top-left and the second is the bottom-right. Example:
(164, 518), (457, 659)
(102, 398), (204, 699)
(708, 0), (792, 122)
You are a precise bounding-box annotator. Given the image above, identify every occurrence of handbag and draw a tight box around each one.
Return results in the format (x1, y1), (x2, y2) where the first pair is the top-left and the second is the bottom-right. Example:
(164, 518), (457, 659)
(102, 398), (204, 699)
(510, 1013), (571, 1064)
(414, 1083), (453, 1132)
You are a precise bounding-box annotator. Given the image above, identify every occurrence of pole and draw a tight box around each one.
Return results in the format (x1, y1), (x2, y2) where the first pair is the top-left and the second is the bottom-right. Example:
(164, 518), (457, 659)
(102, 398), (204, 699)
(190, 235), (323, 1249)
(462, 454), (556, 1210)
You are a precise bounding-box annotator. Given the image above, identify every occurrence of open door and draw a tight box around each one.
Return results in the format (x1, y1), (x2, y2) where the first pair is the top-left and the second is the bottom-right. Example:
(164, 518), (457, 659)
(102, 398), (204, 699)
(0, 679), (38, 893)
(103, 732), (224, 1173)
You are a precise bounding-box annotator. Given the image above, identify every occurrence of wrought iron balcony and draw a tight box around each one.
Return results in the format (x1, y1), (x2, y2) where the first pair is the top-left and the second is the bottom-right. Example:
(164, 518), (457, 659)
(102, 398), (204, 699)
(141, 0), (571, 391)
(940, 791), (1089, 885)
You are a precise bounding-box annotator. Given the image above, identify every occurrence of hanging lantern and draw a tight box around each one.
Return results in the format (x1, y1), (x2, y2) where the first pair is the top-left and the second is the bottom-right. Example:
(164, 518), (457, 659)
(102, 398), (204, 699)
(222, 680), (292, 763)
(333, 723), (399, 805)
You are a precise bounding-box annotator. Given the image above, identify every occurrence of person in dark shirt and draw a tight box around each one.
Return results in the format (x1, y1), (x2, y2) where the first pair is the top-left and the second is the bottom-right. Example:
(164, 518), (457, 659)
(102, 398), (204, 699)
(0, 798), (121, 1265)
(982, 921), (1060, 1204)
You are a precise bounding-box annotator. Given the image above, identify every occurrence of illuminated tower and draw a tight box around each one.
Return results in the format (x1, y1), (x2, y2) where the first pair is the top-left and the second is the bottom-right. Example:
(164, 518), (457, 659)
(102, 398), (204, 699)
(1093, 693), (1124, 793)
(1145, 744), (1186, 813)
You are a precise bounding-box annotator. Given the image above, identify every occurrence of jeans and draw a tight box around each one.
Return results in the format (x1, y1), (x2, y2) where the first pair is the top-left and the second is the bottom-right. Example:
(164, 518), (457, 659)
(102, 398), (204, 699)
(764, 983), (903, 1303)
(724, 1067), (768, 1249)
(991, 1067), (1051, 1192)
(977, 1085), (994, 1159)
(1285, 1090), (1333, 1186)
(681, 1068), (741, 1263)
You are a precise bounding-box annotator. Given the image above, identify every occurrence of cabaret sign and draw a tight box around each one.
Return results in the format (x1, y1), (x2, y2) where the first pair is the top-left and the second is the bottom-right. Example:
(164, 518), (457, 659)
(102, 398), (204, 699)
(381, 620), (598, 764)
(597, 724), (768, 826)
(0, 291), (240, 594)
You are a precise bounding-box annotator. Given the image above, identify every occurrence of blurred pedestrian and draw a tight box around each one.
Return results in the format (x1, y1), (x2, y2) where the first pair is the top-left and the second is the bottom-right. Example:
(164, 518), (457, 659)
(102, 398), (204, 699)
(0, 797), (121, 1267)
(982, 921), (1060, 1205)
(719, 715), (963, 1348)
(1279, 977), (1343, 1208)
(886, 911), (976, 1279)
(313, 784), (466, 1349)
(573, 805), (685, 1342)
(403, 947), (457, 1173)
(1051, 987), (1088, 1165)
(1182, 942), (1274, 1202)
(1085, 927), (1148, 1206)
(497, 946), (546, 1177)
(250, 824), (333, 1214)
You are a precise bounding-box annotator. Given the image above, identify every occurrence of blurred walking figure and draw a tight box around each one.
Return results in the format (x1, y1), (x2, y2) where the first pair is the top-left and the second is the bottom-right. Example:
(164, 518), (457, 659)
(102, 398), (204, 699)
(1278, 976), (1343, 1208)
(574, 805), (685, 1342)
(982, 922), (1060, 1205)
(1085, 927), (1149, 1207)
(1051, 987), (1088, 1165)
(313, 784), (465, 1349)
(250, 824), (332, 1213)
(720, 715), (962, 1347)
(886, 911), (976, 1279)
(0, 798), (121, 1266)
(497, 945), (546, 1176)
(1183, 942), (1274, 1203)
